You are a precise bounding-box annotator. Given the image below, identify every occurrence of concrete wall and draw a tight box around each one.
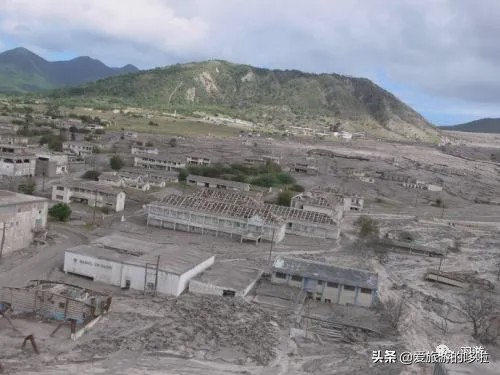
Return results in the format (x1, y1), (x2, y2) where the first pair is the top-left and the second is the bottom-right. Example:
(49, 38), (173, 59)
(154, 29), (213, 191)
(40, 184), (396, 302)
(177, 255), (215, 296)
(0, 200), (48, 254)
(0, 158), (36, 177)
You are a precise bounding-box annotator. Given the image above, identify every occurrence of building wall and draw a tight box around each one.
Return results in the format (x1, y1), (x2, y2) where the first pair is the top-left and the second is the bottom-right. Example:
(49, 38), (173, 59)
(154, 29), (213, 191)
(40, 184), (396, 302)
(176, 255), (215, 296)
(64, 251), (122, 286)
(0, 158), (36, 177)
(52, 186), (125, 212)
(271, 271), (375, 307)
(0, 200), (48, 254)
(285, 221), (340, 240)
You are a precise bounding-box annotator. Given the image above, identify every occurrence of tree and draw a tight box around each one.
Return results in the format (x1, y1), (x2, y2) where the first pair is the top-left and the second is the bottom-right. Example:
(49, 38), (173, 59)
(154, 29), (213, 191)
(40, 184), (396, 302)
(21, 181), (36, 195)
(169, 137), (178, 147)
(82, 170), (101, 181)
(109, 155), (124, 170)
(276, 191), (294, 206)
(354, 216), (379, 238)
(460, 292), (495, 338)
(49, 203), (72, 222)
(178, 168), (188, 182)
(379, 296), (409, 331)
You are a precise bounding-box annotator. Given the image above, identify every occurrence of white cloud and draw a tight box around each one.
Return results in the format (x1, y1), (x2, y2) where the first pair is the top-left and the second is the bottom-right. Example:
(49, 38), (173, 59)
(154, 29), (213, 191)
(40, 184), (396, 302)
(1, 0), (500, 122)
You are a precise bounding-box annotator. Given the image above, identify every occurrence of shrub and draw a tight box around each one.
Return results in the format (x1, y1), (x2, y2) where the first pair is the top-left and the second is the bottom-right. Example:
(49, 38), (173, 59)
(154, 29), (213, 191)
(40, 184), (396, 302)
(49, 203), (72, 222)
(21, 181), (36, 195)
(354, 216), (379, 238)
(82, 170), (101, 181)
(178, 168), (188, 182)
(276, 191), (294, 206)
(109, 155), (124, 170)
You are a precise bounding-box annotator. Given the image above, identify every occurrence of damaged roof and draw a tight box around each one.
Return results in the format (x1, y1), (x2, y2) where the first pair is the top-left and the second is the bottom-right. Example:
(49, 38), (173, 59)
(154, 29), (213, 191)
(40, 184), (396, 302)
(272, 256), (378, 289)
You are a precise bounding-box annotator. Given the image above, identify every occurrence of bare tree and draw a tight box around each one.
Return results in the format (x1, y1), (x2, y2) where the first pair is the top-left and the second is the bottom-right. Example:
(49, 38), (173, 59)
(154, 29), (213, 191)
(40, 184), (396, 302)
(380, 296), (409, 331)
(459, 292), (494, 338)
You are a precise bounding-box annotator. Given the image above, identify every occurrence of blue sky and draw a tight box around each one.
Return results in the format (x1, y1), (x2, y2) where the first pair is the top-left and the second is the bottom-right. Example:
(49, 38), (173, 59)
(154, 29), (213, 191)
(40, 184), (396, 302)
(2, 0), (500, 126)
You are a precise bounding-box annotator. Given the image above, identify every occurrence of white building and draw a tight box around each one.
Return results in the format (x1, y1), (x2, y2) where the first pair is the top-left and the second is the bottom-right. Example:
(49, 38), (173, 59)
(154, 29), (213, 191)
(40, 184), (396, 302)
(62, 142), (94, 157)
(131, 145), (159, 155)
(271, 257), (378, 307)
(0, 144), (36, 177)
(0, 190), (48, 255)
(64, 234), (215, 296)
(52, 179), (126, 212)
(120, 167), (177, 188)
(186, 155), (211, 166)
(133, 154), (186, 172)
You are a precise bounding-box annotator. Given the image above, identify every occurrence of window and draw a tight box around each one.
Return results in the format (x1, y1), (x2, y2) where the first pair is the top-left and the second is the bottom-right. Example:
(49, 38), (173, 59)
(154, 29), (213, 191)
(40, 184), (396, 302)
(291, 275), (302, 282)
(275, 272), (287, 279)
(324, 299), (332, 303)
(59, 302), (65, 308)
(73, 258), (77, 262)
(343, 285), (355, 291)
(327, 282), (338, 288)
(56, 186), (64, 191)
(317, 280), (323, 285)
(146, 282), (155, 290)
(56, 195), (63, 200)
(361, 288), (372, 294)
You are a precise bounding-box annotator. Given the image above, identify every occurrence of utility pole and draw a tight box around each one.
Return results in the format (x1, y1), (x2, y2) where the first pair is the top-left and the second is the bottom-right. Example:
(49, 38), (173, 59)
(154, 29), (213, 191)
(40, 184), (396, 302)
(92, 189), (98, 224)
(154, 255), (160, 295)
(268, 229), (276, 266)
(0, 223), (6, 259)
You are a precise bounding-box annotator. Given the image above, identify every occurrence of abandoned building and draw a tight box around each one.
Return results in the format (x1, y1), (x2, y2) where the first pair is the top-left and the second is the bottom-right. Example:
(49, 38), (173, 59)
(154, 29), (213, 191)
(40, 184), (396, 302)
(64, 234), (215, 296)
(290, 158), (319, 175)
(271, 256), (378, 307)
(148, 191), (286, 244)
(186, 174), (250, 192)
(0, 144), (36, 177)
(186, 155), (211, 166)
(133, 153), (186, 172)
(98, 171), (150, 191)
(131, 144), (159, 155)
(51, 179), (126, 212)
(62, 141), (94, 157)
(0, 135), (29, 145)
(35, 152), (69, 177)
(121, 167), (178, 187)
(148, 189), (341, 242)
(401, 179), (443, 191)
(291, 192), (344, 222)
(0, 280), (111, 325)
(189, 262), (263, 297)
(0, 190), (48, 255)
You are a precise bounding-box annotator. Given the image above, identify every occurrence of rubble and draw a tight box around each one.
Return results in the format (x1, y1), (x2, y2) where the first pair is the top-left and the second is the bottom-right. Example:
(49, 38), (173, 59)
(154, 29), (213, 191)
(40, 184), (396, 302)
(74, 294), (280, 365)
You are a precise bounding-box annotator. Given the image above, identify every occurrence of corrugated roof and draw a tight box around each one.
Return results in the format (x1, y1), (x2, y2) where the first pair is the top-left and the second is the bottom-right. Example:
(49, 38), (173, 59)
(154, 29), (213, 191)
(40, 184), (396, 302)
(272, 256), (378, 289)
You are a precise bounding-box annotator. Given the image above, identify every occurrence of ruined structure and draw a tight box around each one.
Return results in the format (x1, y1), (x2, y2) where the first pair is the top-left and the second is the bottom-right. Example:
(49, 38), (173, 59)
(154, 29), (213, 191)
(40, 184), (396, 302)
(52, 179), (126, 212)
(0, 190), (48, 255)
(271, 257), (378, 307)
(186, 174), (250, 192)
(0, 280), (111, 325)
(0, 144), (36, 177)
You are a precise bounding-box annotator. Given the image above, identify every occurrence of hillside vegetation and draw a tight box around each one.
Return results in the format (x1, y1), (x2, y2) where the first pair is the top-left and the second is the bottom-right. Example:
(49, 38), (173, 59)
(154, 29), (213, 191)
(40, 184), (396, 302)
(0, 47), (138, 93)
(51, 60), (439, 141)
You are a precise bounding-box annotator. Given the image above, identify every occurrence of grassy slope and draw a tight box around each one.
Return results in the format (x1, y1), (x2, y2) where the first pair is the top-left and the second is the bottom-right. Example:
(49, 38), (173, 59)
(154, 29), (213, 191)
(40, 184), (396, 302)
(51, 60), (440, 142)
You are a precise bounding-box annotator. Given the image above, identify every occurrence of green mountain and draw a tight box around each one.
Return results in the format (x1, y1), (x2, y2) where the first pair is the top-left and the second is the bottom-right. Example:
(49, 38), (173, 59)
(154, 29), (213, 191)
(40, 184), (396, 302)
(0, 47), (138, 93)
(53, 59), (439, 141)
(441, 118), (500, 134)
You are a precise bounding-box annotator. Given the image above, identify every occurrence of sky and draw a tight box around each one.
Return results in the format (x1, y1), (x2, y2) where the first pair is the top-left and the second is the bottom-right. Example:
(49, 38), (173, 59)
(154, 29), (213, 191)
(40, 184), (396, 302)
(1, 0), (499, 125)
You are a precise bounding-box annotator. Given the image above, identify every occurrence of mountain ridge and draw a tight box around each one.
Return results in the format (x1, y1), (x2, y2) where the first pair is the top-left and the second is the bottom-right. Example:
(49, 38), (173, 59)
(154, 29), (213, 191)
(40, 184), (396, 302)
(0, 47), (139, 93)
(52, 59), (440, 141)
(441, 118), (500, 134)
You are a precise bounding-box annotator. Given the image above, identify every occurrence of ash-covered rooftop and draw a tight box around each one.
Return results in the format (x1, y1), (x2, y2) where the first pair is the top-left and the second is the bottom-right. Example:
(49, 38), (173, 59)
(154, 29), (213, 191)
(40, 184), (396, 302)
(272, 256), (378, 289)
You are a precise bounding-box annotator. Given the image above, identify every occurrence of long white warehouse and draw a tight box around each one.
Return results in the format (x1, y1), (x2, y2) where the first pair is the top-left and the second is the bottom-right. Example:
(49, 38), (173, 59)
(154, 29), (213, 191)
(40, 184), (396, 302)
(63, 234), (214, 296)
